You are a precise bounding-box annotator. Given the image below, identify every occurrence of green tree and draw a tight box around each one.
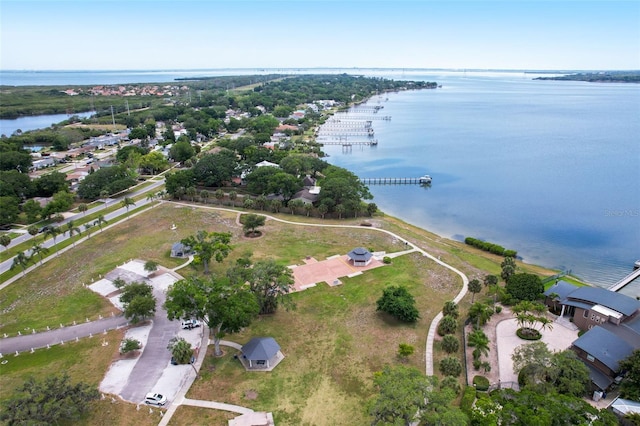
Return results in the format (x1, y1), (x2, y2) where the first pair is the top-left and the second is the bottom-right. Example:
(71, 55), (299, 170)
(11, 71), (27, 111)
(0, 234), (11, 252)
(0, 196), (20, 226)
(248, 260), (295, 314)
(0, 374), (99, 425)
(468, 302), (494, 327)
(121, 197), (135, 215)
(23, 199), (42, 223)
(169, 140), (196, 162)
(78, 203), (88, 216)
(144, 260), (159, 275)
(619, 349), (640, 401)
(65, 220), (81, 247)
(467, 329), (490, 361)
(242, 213), (265, 236)
(420, 387), (468, 426)
(214, 189), (225, 204)
(77, 165), (136, 200)
(192, 151), (236, 187)
(506, 273), (543, 301)
(27, 224), (39, 237)
(139, 151), (169, 175)
(83, 222), (93, 238)
(181, 230), (232, 275)
(94, 214), (107, 231)
(165, 169), (196, 198)
(369, 365), (435, 426)
(120, 282), (156, 323)
(11, 251), (30, 276)
(501, 256), (516, 282)
(164, 275), (259, 356)
(30, 242), (49, 265)
(228, 190), (238, 206)
(45, 225), (61, 245)
(468, 278), (482, 303)
(376, 285), (420, 322)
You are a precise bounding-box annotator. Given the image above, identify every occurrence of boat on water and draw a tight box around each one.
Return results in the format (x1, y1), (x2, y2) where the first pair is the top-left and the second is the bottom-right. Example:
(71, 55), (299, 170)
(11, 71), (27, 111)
(419, 175), (432, 184)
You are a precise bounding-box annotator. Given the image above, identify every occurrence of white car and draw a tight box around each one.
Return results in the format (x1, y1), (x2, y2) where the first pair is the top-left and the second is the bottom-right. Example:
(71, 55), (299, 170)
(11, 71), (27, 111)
(144, 392), (167, 406)
(181, 319), (201, 329)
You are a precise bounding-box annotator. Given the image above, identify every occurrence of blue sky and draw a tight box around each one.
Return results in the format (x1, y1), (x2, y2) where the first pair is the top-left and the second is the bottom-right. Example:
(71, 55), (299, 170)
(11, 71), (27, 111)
(1, 1), (638, 71)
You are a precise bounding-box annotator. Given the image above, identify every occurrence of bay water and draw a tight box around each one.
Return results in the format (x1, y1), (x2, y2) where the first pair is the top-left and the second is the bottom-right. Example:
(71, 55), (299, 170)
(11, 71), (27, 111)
(1, 69), (638, 293)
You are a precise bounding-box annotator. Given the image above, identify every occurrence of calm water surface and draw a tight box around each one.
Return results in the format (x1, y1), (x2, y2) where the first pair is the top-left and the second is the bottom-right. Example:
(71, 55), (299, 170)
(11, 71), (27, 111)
(322, 72), (640, 293)
(2, 69), (638, 293)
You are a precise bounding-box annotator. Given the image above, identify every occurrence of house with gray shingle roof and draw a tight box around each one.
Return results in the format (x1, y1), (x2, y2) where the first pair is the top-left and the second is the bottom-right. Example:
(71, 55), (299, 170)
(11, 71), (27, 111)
(545, 281), (640, 391)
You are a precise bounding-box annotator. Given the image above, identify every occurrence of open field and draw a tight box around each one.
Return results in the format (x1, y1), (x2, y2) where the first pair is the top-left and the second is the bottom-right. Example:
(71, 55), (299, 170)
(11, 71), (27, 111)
(0, 202), (568, 425)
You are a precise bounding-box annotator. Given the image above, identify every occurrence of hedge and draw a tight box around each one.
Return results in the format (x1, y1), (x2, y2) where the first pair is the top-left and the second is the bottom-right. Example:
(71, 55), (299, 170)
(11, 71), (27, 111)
(464, 237), (517, 258)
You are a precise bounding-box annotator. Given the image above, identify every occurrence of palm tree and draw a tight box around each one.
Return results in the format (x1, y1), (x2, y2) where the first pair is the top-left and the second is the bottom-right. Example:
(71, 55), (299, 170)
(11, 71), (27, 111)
(468, 302), (493, 327)
(146, 192), (156, 203)
(121, 197), (135, 215)
(78, 203), (88, 216)
(45, 226), (61, 245)
(100, 190), (110, 203)
(11, 251), (30, 276)
(66, 220), (81, 247)
(185, 186), (197, 202)
(214, 189), (225, 205)
(199, 190), (209, 204)
(469, 278), (482, 303)
(31, 243), (49, 265)
(95, 215), (107, 232)
(318, 203), (328, 219)
(270, 199), (282, 213)
(84, 223), (94, 239)
(228, 190), (237, 207)
(303, 203), (313, 217)
(335, 203), (345, 219)
(467, 329), (490, 361)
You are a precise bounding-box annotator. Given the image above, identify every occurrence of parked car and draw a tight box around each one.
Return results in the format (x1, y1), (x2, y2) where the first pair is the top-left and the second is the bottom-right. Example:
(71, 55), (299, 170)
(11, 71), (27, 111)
(144, 392), (167, 406)
(170, 355), (195, 365)
(181, 319), (200, 329)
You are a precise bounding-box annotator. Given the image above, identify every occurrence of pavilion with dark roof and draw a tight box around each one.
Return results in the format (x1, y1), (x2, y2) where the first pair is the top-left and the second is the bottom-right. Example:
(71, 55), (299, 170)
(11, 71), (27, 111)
(239, 337), (284, 371)
(347, 247), (373, 267)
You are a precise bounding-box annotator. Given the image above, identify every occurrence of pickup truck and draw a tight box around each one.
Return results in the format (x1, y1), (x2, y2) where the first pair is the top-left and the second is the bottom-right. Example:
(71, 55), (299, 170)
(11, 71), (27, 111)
(181, 319), (201, 329)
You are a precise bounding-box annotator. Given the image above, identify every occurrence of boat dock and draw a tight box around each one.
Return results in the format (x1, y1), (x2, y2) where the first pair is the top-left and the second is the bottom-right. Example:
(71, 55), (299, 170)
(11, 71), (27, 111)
(319, 140), (378, 146)
(360, 175), (432, 185)
(609, 263), (640, 292)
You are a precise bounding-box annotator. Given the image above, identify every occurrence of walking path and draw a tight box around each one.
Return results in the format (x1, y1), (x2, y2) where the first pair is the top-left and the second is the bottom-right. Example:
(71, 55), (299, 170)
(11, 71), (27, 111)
(166, 201), (470, 376)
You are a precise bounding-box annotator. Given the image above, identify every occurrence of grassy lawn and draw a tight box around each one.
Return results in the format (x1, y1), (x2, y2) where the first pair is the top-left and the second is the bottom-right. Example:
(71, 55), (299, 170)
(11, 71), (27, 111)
(184, 252), (461, 425)
(0, 202), (566, 424)
(0, 328), (159, 426)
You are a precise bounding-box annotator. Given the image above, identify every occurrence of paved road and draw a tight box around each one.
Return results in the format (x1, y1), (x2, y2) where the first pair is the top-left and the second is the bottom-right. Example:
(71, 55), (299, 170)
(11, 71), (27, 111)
(1, 179), (165, 276)
(119, 286), (181, 404)
(0, 315), (128, 355)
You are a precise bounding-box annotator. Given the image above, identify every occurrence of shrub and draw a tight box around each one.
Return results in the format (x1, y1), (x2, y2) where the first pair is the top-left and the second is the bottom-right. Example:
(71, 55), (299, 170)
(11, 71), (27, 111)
(437, 315), (458, 336)
(495, 305), (502, 314)
(441, 335), (460, 354)
(382, 256), (391, 264)
(376, 285), (420, 322)
(460, 386), (477, 415)
(439, 357), (462, 377)
(473, 375), (490, 391)
(516, 328), (542, 340)
(506, 273), (543, 301)
(440, 376), (461, 396)
(120, 338), (142, 354)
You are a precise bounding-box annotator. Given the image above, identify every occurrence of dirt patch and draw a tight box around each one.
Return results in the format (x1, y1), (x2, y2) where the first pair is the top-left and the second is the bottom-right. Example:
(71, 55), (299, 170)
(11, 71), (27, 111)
(244, 389), (258, 400)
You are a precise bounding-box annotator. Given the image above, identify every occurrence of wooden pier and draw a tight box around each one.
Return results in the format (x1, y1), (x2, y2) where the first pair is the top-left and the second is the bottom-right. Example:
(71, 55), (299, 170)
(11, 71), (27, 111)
(360, 176), (432, 185)
(608, 266), (640, 292)
(320, 140), (378, 146)
(330, 115), (391, 121)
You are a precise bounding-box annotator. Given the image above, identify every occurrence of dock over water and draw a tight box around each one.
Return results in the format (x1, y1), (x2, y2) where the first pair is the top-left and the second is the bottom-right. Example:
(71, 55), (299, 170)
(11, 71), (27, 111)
(360, 176), (432, 185)
(609, 265), (640, 292)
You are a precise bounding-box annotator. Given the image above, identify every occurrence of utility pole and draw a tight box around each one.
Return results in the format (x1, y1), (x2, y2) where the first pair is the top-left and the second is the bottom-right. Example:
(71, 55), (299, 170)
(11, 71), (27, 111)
(110, 105), (116, 131)
(125, 100), (130, 116)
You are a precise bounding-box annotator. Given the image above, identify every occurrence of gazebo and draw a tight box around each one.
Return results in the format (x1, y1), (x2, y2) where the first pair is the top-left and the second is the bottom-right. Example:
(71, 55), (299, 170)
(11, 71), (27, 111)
(170, 242), (191, 258)
(240, 337), (283, 370)
(347, 247), (373, 267)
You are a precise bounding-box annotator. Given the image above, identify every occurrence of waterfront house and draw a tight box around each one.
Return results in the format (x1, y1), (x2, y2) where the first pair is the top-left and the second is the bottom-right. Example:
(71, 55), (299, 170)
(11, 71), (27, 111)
(544, 281), (640, 391)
